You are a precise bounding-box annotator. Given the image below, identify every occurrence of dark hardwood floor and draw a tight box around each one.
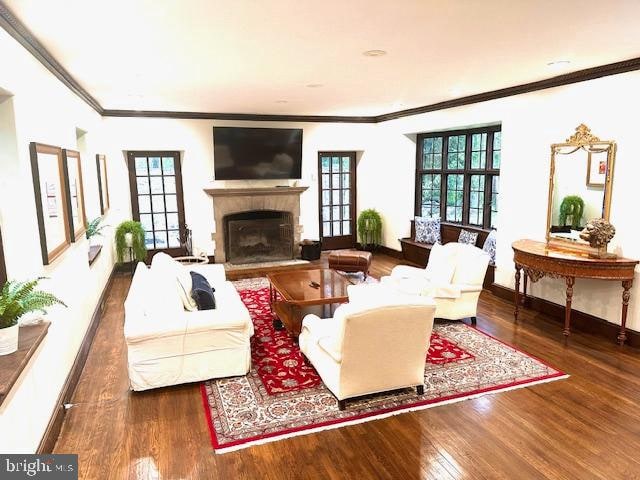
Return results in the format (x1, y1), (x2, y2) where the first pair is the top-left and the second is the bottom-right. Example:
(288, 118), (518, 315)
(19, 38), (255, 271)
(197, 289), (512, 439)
(53, 253), (640, 479)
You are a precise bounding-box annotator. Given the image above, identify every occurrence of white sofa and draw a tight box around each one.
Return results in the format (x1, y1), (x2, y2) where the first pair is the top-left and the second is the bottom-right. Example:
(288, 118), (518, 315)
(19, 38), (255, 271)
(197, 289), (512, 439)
(124, 255), (253, 391)
(299, 291), (436, 409)
(380, 242), (489, 323)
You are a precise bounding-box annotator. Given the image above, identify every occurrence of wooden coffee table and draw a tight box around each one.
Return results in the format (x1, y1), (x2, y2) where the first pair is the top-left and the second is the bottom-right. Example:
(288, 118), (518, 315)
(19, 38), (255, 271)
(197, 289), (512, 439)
(267, 269), (352, 337)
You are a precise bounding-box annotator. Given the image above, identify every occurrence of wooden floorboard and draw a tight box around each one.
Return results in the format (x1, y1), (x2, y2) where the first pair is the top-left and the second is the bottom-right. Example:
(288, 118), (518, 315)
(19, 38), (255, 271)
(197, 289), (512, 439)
(53, 253), (640, 479)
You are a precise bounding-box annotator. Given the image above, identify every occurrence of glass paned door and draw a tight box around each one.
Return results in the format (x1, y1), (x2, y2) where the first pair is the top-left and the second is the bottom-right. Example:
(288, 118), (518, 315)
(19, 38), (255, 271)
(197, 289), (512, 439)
(318, 152), (356, 250)
(127, 151), (187, 257)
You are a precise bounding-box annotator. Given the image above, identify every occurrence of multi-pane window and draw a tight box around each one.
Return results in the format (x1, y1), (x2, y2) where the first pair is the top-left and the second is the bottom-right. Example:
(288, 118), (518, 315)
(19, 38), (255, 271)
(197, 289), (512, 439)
(127, 151), (185, 252)
(416, 126), (501, 230)
(318, 152), (356, 250)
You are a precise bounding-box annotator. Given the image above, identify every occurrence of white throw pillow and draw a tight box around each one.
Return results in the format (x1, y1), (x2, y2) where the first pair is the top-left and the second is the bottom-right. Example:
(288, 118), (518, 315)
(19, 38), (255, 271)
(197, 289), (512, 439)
(151, 253), (198, 312)
(424, 243), (456, 284)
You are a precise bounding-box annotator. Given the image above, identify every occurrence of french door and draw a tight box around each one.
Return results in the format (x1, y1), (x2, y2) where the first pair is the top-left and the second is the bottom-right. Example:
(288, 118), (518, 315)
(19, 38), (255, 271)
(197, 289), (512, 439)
(318, 152), (357, 250)
(127, 151), (187, 257)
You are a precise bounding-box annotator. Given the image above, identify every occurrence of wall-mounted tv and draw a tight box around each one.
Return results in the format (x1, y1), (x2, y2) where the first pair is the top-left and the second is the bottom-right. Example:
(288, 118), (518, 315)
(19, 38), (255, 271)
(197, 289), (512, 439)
(213, 126), (303, 180)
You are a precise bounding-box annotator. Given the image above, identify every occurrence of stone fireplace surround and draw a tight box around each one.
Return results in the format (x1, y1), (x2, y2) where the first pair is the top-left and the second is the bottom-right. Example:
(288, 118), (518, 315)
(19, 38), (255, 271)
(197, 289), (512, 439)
(204, 186), (308, 264)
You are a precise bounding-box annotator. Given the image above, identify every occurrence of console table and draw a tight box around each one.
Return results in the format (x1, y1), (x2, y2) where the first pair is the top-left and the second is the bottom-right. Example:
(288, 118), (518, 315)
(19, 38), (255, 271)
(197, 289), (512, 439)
(512, 239), (638, 345)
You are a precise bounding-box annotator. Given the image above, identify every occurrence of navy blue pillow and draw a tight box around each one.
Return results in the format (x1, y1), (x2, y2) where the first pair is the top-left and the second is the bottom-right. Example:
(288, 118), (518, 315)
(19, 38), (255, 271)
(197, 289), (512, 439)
(190, 272), (216, 310)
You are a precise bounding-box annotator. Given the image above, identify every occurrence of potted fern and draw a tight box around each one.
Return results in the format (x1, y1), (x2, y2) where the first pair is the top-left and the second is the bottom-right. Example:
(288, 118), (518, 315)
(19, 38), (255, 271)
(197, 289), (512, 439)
(85, 217), (109, 245)
(357, 209), (383, 251)
(0, 279), (66, 355)
(115, 221), (147, 263)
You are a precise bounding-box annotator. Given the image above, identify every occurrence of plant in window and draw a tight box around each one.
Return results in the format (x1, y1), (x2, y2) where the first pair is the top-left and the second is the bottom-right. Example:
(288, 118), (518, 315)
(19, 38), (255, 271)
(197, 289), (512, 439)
(559, 195), (585, 229)
(357, 209), (383, 250)
(0, 278), (66, 355)
(115, 221), (147, 263)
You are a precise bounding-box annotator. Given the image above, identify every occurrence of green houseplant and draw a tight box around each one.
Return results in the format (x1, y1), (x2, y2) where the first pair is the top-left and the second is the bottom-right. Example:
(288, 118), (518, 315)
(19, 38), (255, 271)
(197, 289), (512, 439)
(559, 195), (585, 229)
(85, 217), (109, 243)
(0, 278), (66, 355)
(115, 221), (147, 263)
(357, 209), (383, 250)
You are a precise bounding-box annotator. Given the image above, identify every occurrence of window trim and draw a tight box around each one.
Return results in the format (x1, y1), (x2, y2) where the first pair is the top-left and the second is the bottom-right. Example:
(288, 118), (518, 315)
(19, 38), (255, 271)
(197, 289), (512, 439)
(415, 125), (501, 231)
(126, 150), (187, 255)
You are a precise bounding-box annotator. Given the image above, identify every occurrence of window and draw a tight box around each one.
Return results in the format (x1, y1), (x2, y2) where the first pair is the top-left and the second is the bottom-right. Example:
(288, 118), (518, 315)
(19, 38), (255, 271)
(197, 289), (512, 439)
(126, 151), (186, 254)
(318, 152), (357, 250)
(416, 126), (501, 229)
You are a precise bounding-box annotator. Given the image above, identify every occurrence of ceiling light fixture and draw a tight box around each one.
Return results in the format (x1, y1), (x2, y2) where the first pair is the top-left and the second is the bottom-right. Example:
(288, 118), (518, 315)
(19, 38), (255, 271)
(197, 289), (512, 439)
(275, 100), (288, 104)
(306, 83), (324, 88)
(363, 49), (387, 57)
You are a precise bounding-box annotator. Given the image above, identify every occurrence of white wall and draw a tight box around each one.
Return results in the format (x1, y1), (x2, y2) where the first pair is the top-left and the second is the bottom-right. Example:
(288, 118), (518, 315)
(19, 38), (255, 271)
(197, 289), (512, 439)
(0, 28), (121, 452)
(368, 71), (640, 331)
(102, 117), (376, 256)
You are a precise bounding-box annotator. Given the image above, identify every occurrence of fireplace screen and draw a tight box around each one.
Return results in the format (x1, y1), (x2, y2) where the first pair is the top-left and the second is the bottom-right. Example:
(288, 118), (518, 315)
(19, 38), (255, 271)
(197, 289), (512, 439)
(225, 210), (294, 264)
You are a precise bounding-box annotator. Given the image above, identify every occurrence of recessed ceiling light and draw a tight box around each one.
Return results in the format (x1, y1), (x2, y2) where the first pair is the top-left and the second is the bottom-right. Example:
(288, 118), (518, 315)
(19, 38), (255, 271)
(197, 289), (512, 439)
(306, 83), (324, 88)
(363, 49), (387, 57)
(275, 100), (288, 104)
(547, 60), (571, 70)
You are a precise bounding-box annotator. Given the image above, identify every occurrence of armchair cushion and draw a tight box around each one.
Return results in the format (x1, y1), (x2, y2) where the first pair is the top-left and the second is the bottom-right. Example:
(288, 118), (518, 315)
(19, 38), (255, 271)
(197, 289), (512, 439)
(424, 242), (456, 283)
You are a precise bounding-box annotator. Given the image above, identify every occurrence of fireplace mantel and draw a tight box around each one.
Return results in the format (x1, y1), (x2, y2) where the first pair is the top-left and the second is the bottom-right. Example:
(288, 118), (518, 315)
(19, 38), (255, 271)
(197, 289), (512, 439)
(204, 186), (308, 197)
(205, 186), (308, 263)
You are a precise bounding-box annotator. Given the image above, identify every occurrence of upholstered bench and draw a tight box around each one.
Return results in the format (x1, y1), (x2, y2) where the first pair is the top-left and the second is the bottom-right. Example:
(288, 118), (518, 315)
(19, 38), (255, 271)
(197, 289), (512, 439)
(328, 251), (373, 278)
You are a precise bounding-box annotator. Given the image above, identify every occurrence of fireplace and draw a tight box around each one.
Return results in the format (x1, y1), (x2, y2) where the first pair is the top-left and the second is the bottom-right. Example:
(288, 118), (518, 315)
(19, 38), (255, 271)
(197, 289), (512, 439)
(204, 186), (308, 264)
(224, 210), (293, 264)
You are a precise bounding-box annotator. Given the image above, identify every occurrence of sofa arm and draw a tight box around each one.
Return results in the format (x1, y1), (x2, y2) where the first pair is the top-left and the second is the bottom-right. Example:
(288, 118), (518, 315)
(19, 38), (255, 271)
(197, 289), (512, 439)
(451, 283), (483, 294)
(390, 264), (428, 279)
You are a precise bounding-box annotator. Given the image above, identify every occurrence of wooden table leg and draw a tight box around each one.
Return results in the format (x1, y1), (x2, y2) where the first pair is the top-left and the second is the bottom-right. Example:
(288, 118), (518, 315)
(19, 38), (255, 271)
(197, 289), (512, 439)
(563, 277), (575, 337)
(523, 273), (529, 307)
(618, 279), (633, 346)
(514, 265), (521, 321)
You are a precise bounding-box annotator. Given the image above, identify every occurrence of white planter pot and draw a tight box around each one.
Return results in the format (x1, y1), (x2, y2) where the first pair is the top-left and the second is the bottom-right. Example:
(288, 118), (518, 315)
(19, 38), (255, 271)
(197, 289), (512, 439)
(124, 232), (134, 248)
(0, 324), (19, 356)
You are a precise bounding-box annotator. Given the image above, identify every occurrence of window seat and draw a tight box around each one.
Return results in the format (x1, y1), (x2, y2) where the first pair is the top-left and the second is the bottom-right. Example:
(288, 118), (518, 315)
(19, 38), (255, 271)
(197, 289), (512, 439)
(398, 220), (494, 289)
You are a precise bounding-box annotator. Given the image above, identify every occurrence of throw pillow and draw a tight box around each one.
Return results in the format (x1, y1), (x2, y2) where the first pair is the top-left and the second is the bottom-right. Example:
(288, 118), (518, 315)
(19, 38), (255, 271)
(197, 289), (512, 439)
(190, 272), (216, 310)
(458, 229), (479, 246)
(482, 230), (497, 266)
(414, 216), (441, 244)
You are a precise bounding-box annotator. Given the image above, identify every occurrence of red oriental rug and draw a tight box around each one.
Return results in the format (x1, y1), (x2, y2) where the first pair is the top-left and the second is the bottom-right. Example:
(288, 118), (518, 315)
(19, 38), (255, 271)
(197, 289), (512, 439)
(201, 278), (567, 453)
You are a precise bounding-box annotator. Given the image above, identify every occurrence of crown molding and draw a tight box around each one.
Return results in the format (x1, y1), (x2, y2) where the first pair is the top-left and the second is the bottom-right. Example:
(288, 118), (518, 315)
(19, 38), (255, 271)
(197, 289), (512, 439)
(101, 109), (375, 123)
(2, 0), (640, 124)
(0, 1), (102, 113)
(375, 57), (640, 122)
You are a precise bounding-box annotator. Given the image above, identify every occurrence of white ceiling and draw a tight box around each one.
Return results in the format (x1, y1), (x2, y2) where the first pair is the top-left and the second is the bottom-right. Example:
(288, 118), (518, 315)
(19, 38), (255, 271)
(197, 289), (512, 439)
(5, 0), (640, 116)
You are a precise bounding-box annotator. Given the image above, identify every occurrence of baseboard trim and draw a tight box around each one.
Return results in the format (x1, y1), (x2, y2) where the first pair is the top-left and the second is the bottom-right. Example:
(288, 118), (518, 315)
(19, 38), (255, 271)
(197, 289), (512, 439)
(491, 283), (639, 348)
(377, 245), (404, 259)
(37, 266), (117, 454)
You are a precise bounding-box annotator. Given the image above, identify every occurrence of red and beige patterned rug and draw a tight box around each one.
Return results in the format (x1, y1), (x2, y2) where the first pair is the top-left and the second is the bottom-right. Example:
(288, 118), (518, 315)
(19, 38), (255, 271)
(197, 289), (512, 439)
(201, 278), (567, 453)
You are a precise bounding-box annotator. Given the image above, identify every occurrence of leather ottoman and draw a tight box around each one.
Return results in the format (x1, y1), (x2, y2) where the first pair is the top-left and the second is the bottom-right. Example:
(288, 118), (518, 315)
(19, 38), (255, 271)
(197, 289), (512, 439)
(328, 251), (373, 278)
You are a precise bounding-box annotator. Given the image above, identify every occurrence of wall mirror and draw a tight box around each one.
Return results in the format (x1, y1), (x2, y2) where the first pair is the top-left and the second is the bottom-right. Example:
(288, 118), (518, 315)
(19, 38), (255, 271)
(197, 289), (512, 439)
(30, 142), (71, 264)
(62, 149), (87, 240)
(96, 154), (110, 215)
(546, 124), (616, 250)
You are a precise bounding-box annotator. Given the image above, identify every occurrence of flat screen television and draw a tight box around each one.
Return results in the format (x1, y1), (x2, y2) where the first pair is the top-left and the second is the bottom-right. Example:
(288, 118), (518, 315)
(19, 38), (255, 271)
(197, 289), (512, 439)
(213, 126), (303, 180)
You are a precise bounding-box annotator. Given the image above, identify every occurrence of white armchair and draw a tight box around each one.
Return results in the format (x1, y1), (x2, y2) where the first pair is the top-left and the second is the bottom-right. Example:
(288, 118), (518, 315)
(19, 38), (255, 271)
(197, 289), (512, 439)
(380, 242), (489, 324)
(299, 297), (436, 410)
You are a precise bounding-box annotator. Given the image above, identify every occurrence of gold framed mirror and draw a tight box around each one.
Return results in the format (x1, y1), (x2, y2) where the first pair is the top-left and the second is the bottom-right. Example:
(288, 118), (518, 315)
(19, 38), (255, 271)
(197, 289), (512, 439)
(546, 124), (616, 251)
